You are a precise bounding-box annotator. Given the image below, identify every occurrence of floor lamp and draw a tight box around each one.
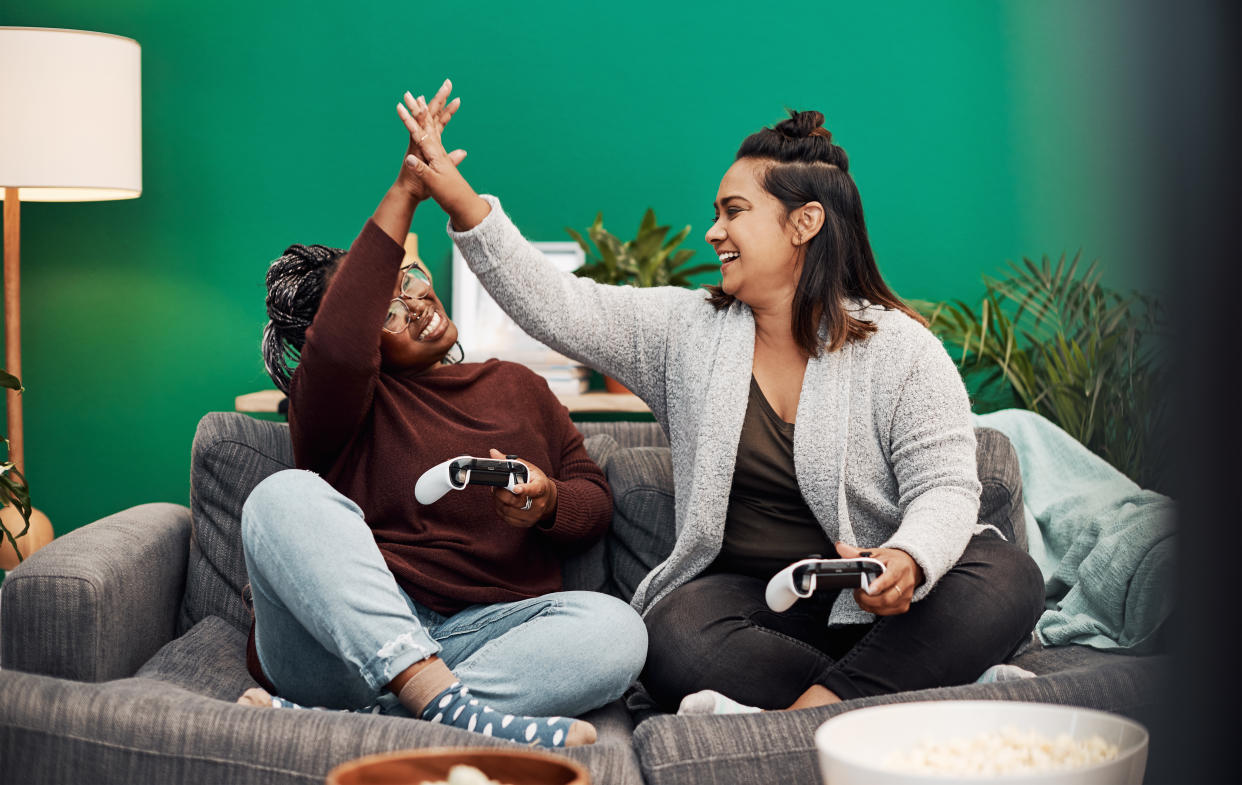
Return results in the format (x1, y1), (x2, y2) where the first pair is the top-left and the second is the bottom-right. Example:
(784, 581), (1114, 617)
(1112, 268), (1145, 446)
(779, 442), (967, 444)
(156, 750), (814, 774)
(0, 27), (142, 473)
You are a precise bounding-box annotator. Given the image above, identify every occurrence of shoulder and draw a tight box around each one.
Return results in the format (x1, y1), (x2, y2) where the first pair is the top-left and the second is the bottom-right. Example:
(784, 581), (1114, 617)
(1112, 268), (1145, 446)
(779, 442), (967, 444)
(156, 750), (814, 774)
(850, 302), (943, 359)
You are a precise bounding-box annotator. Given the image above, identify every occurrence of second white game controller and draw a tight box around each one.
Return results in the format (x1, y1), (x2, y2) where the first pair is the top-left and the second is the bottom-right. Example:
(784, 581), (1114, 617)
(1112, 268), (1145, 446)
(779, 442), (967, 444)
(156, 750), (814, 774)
(765, 557), (887, 612)
(414, 455), (529, 505)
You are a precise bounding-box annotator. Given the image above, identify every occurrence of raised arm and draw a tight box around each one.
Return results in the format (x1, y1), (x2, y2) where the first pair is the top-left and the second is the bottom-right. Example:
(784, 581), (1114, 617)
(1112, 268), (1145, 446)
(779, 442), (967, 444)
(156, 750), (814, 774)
(289, 84), (466, 470)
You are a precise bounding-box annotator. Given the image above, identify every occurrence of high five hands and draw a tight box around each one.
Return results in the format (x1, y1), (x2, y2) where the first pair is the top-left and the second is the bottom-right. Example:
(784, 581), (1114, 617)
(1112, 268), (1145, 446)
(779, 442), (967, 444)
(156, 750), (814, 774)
(835, 541), (925, 616)
(396, 79), (468, 200)
(394, 79), (466, 201)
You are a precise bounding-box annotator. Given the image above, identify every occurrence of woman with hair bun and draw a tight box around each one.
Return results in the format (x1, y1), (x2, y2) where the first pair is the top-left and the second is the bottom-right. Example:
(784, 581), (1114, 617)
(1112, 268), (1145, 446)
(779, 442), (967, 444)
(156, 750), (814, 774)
(237, 81), (647, 748)
(400, 91), (1044, 714)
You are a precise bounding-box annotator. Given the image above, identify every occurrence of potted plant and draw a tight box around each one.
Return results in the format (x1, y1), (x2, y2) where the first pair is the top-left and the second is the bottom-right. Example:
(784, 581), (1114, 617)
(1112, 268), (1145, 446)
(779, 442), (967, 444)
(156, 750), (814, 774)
(0, 370), (51, 569)
(911, 253), (1169, 491)
(567, 208), (717, 288)
(567, 208), (717, 393)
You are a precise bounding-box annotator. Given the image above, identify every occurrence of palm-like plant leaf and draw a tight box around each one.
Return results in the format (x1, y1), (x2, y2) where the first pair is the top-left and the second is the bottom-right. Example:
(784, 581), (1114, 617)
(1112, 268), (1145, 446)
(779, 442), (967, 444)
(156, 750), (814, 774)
(916, 255), (1169, 490)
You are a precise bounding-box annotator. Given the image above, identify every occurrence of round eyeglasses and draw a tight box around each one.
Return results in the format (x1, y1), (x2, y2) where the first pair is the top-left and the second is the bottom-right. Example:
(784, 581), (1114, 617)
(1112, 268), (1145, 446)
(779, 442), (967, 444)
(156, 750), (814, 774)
(382, 265), (433, 334)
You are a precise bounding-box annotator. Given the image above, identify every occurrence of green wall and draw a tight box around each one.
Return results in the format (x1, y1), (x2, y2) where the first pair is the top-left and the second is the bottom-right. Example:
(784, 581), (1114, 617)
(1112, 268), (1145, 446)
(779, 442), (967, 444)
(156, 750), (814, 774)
(1, 0), (1162, 537)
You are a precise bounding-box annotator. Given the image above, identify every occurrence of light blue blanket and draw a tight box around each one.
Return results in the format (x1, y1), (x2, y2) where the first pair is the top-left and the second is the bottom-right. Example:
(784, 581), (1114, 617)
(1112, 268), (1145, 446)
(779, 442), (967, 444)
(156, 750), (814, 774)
(972, 409), (1176, 654)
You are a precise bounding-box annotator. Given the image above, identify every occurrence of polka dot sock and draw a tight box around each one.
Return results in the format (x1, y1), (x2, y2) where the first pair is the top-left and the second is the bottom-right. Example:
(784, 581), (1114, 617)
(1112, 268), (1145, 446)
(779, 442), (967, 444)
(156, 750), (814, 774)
(420, 682), (576, 747)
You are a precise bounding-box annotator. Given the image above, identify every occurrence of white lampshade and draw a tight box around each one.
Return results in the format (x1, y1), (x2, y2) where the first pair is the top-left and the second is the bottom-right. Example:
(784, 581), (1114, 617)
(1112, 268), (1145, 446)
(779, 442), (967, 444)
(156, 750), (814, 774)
(0, 27), (141, 202)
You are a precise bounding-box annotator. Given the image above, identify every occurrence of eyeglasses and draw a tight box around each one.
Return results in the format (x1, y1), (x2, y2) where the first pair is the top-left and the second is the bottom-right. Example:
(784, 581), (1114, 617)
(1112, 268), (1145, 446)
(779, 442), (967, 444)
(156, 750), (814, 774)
(382, 264), (433, 334)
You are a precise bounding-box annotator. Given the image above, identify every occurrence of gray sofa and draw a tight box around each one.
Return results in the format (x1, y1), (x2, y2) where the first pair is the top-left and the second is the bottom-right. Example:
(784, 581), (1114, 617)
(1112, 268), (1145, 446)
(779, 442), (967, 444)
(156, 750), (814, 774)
(0, 412), (1166, 785)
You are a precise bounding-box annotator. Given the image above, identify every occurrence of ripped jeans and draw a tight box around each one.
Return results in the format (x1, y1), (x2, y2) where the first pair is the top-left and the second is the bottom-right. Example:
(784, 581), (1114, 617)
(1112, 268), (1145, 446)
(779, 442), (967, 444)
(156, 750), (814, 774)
(241, 469), (646, 718)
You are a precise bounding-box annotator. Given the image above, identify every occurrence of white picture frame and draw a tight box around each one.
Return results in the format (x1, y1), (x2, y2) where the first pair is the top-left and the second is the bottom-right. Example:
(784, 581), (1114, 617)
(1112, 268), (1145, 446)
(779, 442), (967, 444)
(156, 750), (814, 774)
(451, 241), (586, 368)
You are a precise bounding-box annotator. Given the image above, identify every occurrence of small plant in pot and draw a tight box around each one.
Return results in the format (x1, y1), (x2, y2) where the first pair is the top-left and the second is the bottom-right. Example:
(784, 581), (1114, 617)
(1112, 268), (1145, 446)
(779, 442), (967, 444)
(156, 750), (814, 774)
(567, 208), (717, 392)
(0, 370), (51, 570)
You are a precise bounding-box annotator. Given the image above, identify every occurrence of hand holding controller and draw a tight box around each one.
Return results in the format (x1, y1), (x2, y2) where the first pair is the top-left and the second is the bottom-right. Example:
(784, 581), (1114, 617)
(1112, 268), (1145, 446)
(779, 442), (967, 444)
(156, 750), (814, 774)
(415, 455), (530, 505)
(765, 557), (887, 612)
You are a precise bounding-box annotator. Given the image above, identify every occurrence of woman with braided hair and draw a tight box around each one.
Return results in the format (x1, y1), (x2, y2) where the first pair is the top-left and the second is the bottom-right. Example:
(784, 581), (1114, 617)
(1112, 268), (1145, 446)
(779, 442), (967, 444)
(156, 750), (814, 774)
(399, 88), (1044, 715)
(236, 81), (646, 748)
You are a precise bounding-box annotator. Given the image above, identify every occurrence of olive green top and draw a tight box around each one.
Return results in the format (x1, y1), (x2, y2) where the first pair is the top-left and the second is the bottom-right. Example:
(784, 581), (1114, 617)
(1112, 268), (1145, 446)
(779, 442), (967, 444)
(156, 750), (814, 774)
(713, 377), (837, 579)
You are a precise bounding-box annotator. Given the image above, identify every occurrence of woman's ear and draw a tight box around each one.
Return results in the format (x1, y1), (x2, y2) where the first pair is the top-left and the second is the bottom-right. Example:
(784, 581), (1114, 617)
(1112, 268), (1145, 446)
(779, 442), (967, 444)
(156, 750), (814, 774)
(792, 202), (825, 246)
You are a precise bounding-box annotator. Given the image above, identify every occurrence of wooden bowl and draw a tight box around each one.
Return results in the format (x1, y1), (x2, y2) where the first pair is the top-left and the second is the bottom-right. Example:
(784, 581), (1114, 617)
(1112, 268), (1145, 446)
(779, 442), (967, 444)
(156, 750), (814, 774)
(325, 747), (590, 785)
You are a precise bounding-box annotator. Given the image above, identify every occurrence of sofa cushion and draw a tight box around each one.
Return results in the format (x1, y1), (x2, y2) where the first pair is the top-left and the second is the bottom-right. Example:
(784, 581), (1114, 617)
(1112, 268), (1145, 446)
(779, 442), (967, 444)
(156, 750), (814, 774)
(563, 434), (678, 602)
(0, 668), (646, 785)
(180, 413), (294, 635)
(603, 446), (678, 602)
(631, 652), (1166, 785)
(560, 434), (618, 595)
(576, 420), (669, 449)
(137, 615), (258, 701)
(975, 426), (1028, 551)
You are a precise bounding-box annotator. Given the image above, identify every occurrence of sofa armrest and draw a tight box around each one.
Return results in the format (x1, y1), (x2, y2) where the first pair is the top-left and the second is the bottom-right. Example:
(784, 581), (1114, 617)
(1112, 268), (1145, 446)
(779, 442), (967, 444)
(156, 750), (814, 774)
(1, 503), (191, 681)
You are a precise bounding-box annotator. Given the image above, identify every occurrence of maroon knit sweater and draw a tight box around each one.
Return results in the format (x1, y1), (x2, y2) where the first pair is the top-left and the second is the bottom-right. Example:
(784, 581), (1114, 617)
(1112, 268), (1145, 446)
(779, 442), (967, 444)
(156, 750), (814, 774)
(247, 219), (611, 689)
(287, 217), (613, 615)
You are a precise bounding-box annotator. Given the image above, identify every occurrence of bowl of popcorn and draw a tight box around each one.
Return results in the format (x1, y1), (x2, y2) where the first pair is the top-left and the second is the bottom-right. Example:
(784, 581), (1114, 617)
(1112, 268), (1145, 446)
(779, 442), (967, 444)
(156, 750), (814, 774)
(325, 747), (589, 785)
(815, 701), (1148, 784)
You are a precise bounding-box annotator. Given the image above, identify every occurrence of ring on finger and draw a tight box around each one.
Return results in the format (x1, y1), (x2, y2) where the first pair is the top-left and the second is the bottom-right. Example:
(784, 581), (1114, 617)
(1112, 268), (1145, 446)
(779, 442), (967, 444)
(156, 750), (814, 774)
(521, 496), (533, 511)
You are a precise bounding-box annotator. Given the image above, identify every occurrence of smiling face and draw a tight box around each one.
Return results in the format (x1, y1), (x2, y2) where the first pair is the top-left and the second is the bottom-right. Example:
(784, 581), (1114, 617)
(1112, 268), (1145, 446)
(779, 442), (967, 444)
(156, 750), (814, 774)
(378, 263), (459, 373)
(705, 158), (805, 310)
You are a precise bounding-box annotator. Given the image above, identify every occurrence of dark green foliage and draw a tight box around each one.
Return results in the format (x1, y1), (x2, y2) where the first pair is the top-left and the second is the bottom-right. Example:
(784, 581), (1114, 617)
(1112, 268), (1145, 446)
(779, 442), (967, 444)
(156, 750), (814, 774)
(567, 209), (717, 288)
(912, 254), (1170, 492)
(0, 370), (32, 563)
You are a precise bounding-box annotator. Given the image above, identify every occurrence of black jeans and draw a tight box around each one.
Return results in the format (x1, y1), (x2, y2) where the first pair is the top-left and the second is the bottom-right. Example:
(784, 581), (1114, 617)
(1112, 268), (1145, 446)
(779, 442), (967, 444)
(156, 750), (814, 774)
(641, 533), (1045, 710)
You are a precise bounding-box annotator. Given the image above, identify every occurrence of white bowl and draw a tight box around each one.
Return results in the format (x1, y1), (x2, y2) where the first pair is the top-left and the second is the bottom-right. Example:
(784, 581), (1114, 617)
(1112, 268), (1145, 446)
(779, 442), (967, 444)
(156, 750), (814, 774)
(815, 701), (1148, 785)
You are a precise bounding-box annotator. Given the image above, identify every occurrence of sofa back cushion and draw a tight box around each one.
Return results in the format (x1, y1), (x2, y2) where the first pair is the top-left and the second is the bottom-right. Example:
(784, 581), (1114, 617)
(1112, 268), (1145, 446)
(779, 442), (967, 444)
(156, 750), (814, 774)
(559, 437), (678, 601)
(180, 413), (1023, 633)
(598, 444), (677, 601)
(180, 413), (294, 634)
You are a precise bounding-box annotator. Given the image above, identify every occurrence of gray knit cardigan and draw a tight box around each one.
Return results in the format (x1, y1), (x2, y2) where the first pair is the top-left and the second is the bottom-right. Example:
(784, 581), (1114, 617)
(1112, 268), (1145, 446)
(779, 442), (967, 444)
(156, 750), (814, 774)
(448, 196), (983, 625)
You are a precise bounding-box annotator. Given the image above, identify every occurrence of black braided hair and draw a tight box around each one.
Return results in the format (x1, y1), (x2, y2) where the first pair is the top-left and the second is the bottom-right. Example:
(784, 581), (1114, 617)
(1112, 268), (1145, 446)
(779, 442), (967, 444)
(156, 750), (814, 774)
(261, 243), (345, 394)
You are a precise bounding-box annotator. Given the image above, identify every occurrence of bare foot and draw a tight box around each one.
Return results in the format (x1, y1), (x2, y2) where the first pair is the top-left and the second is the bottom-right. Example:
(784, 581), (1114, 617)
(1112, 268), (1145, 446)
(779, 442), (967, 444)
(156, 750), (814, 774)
(786, 684), (842, 710)
(566, 720), (597, 746)
(237, 687), (275, 708)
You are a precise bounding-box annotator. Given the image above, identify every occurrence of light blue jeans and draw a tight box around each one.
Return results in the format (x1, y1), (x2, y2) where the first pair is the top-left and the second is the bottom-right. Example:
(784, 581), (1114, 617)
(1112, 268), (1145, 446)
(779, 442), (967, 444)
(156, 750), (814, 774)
(240, 469), (647, 718)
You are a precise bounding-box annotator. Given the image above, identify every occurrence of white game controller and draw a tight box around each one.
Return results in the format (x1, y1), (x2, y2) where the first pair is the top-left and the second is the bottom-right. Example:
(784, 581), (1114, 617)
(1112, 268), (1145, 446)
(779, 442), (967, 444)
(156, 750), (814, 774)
(765, 557), (887, 612)
(414, 455), (529, 505)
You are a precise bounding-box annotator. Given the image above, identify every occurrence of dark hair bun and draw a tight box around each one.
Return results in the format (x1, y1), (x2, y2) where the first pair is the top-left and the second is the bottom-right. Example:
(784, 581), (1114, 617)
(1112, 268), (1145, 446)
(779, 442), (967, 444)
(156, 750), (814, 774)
(736, 109), (847, 171)
(774, 110), (830, 142)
